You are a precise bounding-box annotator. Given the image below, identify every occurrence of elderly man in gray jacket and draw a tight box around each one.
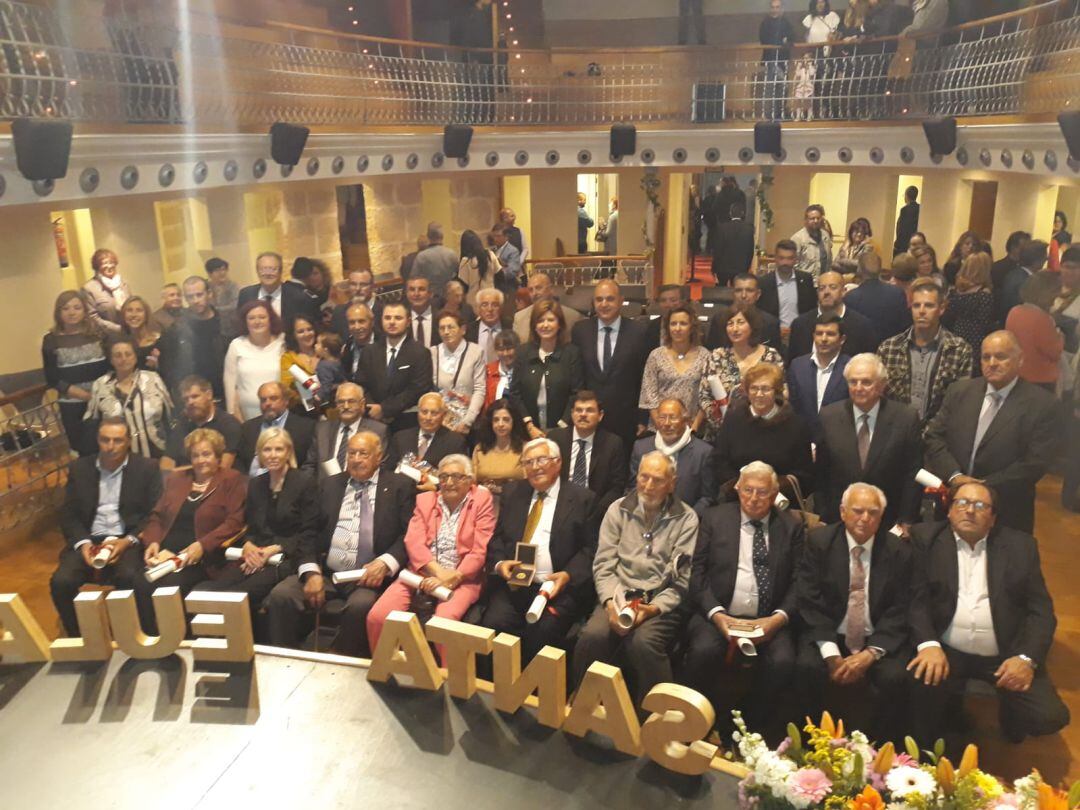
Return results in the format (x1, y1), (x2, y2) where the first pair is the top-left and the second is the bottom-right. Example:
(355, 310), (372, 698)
(571, 450), (699, 705)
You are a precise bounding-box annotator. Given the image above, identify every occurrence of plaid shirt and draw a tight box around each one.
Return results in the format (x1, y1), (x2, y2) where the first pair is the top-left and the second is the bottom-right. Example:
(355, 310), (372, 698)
(877, 326), (973, 424)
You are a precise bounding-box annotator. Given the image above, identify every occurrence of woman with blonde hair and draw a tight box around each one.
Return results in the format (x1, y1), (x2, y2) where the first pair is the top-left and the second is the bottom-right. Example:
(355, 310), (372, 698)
(943, 251), (995, 358)
(120, 296), (163, 370)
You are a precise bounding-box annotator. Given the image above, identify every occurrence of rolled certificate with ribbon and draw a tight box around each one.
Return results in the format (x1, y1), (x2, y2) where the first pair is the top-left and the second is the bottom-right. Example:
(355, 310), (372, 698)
(91, 542), (114, 570)
(289, 364), (321, 411)
(225, 547), (283, 566)
(398, 569), (452, 602)
(526, 580), (557, 624)
(145, 552), (188, 584)
(707, 375), (727, 401)
(774, 492), (790, 510)
(915, 468), (944, 490)
(331, 567), (368, 585)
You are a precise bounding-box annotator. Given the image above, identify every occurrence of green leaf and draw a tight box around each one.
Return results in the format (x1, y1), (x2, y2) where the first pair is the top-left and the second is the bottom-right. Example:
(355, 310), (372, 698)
(1066, 780), (1080, 809)
(904, 736), (921, 763)
(787, 723), (803, 752)
(934, 739), (945, 758)
(850, 752), (865, 785)
(924, 749), (938, 765)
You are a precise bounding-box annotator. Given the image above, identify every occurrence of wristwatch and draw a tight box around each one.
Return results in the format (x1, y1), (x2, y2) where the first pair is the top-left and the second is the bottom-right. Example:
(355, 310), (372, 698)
(867, 646), (886, 662)
(1017, 654), (1037, 670)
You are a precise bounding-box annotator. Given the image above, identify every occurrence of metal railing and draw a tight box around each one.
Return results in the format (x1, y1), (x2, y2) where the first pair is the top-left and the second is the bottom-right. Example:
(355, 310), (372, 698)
(1, 0), (1077, 127)
(0, 384), (70, 533)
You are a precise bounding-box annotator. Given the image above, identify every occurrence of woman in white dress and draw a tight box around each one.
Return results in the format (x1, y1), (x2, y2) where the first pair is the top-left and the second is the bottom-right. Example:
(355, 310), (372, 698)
(223, 299), (285, 421)
(432, 310), (487, 434)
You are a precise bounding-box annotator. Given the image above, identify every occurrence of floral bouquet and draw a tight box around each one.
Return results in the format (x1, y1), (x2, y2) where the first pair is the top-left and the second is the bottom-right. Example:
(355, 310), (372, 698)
(731, 711), (1079, 810)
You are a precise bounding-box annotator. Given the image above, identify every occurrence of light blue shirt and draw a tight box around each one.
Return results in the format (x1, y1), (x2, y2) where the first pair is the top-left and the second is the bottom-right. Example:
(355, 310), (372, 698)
(596, 316), (622, 371)
(249, 410), (289, 476)
(495, 241), (523, 283)
(89, 457), (128, 538)
(776, 272), (799, 328)
(853, 399), (881, 442)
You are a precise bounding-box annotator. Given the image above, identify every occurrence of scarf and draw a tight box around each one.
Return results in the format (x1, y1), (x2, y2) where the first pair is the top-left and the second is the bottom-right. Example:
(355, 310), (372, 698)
(654, 426), (693, 461)
(98, 272), (124, 292)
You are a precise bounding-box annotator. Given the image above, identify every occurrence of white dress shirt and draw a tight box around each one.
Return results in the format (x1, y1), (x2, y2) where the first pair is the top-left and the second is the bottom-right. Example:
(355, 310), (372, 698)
(919, 533), (999, 657)
(525, 478), (560, 580)
(331, 419), (360, 466)
(260, 284), (283, 317)
(80, 458), (129, 547)
(818, 532), (875, 659)
(412, 306), (435, 347)
(708, 512), (768, 620)
(495, 363), (512, 401)
(811, 350), (840, 413)
(596, 316), (621, 370)
(568, 429), (594, 479)
(384, 335), (406, 367)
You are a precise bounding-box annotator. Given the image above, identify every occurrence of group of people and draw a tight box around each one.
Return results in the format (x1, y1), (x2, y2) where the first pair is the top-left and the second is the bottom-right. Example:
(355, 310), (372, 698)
(45, 219), (1076, 753)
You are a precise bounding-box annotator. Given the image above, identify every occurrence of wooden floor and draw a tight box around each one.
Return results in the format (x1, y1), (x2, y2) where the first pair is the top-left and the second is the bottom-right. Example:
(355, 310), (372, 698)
(1, 475), (1076, 783)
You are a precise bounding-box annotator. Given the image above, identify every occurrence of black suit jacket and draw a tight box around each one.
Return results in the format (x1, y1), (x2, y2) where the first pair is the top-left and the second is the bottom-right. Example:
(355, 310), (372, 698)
(304, 471), (417, 571)
(331, 299), (384, 344)
(60, 454), (163, 547)
(385, 425), (468, 471)
(924, 378), (1057, 532)
(466, 317), (511, 345)
(340, 335), (376, 381)
(234, 412), (316, 474)
(815, 398), (923, 527)
(508, 341), (584, 430)
(798, 522), (913, 655)
(757, 270), (817, 322)
(893, 201), (920, 255)
(570, 317), (651, 445)
(705, 306), (782, 352)
(909, 521), (1056, 665)
(547, 427), (628, 517)
(244, 469), (318, 573)
(237, 280), (320, 330)
(691, 502), (805, 619)
(786, 306), (879, 361)
(488, 479), (598, 611)
(353, 336), (433, 432)
(711, 219), (756, 285)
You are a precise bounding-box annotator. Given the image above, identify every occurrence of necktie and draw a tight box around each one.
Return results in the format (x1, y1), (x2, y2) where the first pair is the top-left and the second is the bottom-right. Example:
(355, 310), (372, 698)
(750, 520), (771, 615)
(572, 439), (588, 487)
(417, 432), (432, 460)
(387, 346), (397, 376)
(484, 327), (496, 363)
(336, 424), (351, 470)
(601, 326), (613, 372)
(856, 413), (871, 470)
(416, 315), (425, 347)
(969, 391), (1003, 473)
(845, 545), (867, 653)
(355, 481), (373, 566)
(522, 490), (546, 544)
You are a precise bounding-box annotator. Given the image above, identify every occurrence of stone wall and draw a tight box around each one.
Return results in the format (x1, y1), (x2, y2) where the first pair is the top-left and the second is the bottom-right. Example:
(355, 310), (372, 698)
(362, 178), (424, 279)
(280, 185), (344, 281)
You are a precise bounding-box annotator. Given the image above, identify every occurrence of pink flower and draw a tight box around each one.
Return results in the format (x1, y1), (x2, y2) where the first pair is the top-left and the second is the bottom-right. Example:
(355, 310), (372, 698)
(777, 738), (792, 756)
(787, 768), (833, 806)
(894, 754), (916, 767)
(994, 794), (1021, 809)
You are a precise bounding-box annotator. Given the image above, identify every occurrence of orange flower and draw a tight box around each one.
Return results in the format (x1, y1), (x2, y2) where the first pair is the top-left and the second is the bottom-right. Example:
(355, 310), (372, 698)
(849, 785), (885, 810)
(1036, 783), (1068, 810)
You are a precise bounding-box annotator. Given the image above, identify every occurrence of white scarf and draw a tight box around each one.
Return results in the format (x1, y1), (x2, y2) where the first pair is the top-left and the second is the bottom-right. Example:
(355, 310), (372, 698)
(98, 272), (124, 292)
(654, 426), (693, 460)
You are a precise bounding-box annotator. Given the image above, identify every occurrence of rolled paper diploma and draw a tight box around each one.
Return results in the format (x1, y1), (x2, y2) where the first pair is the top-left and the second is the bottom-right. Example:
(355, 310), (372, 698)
(707, 375), (727, 401)
(526, 580), (557, 624)
(145, 552), (188, 584)
(737, 637), (759, 657)
(91, 540), (114, 570)
(331, 567), (368, 585)
(398, 569), (452, 602)
(225, 547), (283, 566)
(395, 463), (424, 483)
(915, 468), (944, 489)
(889, 524), (904, 537)
(289, 364), (321, 393)
(616, 603), (637, 630)
(774, 492), (790, 510)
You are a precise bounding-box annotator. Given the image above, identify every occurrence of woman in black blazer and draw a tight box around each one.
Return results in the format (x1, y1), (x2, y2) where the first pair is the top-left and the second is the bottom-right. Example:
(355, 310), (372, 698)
(202, 426), (317, 613)
(509, 299), (584, 437)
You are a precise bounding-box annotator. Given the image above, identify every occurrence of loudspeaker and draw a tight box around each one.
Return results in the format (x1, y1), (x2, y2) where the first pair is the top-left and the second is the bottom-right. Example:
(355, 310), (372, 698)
(1059, 111), (1080, 160)
(269, 122), (309, 166)
(443, 125), (473, 159)
(610, 124), (636, 159)
(754, 122), (781, 155)
(11, 119), (73, 181)
(922, 117), (957, 156)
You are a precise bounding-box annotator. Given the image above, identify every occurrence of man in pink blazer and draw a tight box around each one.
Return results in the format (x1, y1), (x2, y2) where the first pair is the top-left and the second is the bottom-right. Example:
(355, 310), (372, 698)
(366, 453), (494, 656)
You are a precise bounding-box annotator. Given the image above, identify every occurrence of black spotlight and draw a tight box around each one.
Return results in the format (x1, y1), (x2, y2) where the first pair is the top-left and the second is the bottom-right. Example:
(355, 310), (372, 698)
(443, 124), (473, 159)
(610, 123), (636, 159)
(11, 119), (73, 181)
(269, 122), (310, 166)
(1058, 111), (1080, 161)
(922, 117), (957, 156)
(753, 122), (781, 155)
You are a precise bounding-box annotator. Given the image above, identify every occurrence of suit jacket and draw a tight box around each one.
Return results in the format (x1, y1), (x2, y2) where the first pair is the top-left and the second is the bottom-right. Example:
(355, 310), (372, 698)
(353, 336), (433, 431)
(843, 278), (912, 345)
(877, 326), (973, 423)
(571, 317), (651, 445)
(787, 306), (878, 361)
(786, 353), (850, 432)
(705, 306), (782, 352)
(385, 425), (468, 471)
(711, 219), (756, 285)
(547, 427), (628, 517)
(998, 267), (1033, 325)
(302, 417), (389, 482)
(404, 485), (494, 581)
(235, 411), (316, 474)
(339, 334), (377, 381)
(466, 317), (512, 347)
(331, 299), (384, 344)
(140, 467), (248, 554)
(924, 377), (1057, 532)
(757, 271), (817, 322)
(797, 522), (913, 655)
(508, 342), (585, 430)
(691, 502), (805, 619)
(61, 454), (163, 547)
(893, 201), (920, 255)
(244, 469), (318, 573)
(909, 521), (1056, 664)
(305, 470), (417, 571)
(815, 398), (923, 527)
(237, 280), (320, 331)
(489, 479), (599, 611)
(630, 434), (716, 516)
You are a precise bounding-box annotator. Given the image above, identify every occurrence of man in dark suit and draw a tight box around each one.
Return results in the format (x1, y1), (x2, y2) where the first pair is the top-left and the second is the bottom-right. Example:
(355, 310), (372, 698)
(997, 240), (1046, 325)
(303, 382), (387, 482)
(645, 284), (687, 349)
(893, 185), (920, 256)
(796, 482), (913, 744)
(990, 231), (1030, 322)
(354, 301), (433, 434)
(705, 273), (782, 351)
(786, 270), (878, 360)
(547, 390), (628, 517)
(49, 418), (162, 636)
(235, 381), (315, 475)
(757, 239), (816, 334)
(924, 331), (1058, 533)
(405, 276), (441, 350)
(385, 392), (468, 483)
(236, 251), (319, 331)
(907, 482), (1069, 746)
(265, 430), (416, 656)
(482, 438), (598, 662)
(685, 461), (804, 740)
(815, 353), (923, 530)
(571, 279), (651, 452)
(711, 201), (756, 287)
(630, 398), (715, 516)
(330, 269), (383, 342)
(398, 235), (428, 282)
(339, 303), (378, 382)
(786, 314), (851, 433)
(844, 252), (912, 345)
(466, 288), (511, 364)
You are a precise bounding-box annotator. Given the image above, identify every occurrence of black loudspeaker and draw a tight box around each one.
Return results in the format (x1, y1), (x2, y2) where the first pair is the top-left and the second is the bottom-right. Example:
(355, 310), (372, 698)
(443, 124), (473, 159)
(610, 124), (636, 159)
(1059, 111), (1080, 160)
(269, 122), (310, 166)
(922, 117), (957, 156)
(754, 122), (781, 155)
(11, 119), (73, 181)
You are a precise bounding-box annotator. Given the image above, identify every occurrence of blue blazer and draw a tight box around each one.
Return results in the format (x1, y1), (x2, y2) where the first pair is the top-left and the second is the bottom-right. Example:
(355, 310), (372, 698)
(842, 278), (911, 345)
(786, 353), (850, 432)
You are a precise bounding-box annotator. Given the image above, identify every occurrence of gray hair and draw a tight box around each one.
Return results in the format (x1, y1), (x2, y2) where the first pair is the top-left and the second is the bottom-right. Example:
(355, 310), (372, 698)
(639, 450), (676, 478)
(255, 426), (297, 468)
(476, 288), (505, 306)
(426, 222), (444, 243)
(522, 437), (561, 459)
(843, 353), (887, 383)
(840, 482), (888, 511)
(438, 453), (473, 477)
(738, 461), (779, 488)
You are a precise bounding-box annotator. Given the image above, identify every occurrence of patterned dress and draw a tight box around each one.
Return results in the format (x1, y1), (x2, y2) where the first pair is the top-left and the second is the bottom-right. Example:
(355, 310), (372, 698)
(639, 345), (710, 419)
(698, 346), (784, 441)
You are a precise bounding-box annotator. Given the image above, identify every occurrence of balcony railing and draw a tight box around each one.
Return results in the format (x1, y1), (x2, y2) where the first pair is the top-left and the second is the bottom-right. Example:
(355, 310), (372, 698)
(1, 0), (1077, 129)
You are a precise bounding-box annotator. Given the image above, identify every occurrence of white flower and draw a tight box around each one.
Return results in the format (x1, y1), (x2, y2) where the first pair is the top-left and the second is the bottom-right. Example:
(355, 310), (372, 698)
(1012, 774), (1040, 810)
(886, 803), (914, 810)
(885, 766), (938, 799)
(752, 751), (797, 797)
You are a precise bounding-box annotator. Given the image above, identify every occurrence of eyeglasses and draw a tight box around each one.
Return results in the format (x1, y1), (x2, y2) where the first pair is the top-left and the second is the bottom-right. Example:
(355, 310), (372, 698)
(747, 385), (776, 396)
(437, 472), (469, 484)
(952, 498), (992, 512)
(523, 456), (556, 469)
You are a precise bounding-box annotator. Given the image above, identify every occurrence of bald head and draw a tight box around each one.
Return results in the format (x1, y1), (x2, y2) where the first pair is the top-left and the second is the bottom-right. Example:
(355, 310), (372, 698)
(981, 330), (1023, 389)
(593, 279), (623, 323)
(418, 392), (447, 433)
(817, 271), (845, 311)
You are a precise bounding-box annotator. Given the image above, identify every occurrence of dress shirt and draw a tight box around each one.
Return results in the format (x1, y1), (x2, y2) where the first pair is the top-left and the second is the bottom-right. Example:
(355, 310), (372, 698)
(412, 306), (435, 347)
(495, 364), (512, 400)
(908, 329), (942, 419)
(524, 478), (560, 580)
(811, 350), (840, 413)
(596, 316), (622, 370)
(477, 321), (501, 362)
(776, 273), (799, 328)
(331, 420), (361, 467)
(249, 410), (289, 476)
(853, 400), (881, 442)
(920, 533), (999, 657)
(952, 376), (1019, 479)
(707, 511), (789, 621)
(433, 493), (469, 568)
(82, 458), (129, 546)
(384, 335), (406, 367)
(260, 285), (283, 316)
(301, 470), (399, 578)
(818, 532), (875, 659)
(569, 430), (594, 480)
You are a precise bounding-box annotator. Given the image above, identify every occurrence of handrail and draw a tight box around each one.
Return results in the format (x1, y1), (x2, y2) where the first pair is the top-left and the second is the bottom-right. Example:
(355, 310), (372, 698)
(0, 384), (46, 408)
(524, 254), (648, 266)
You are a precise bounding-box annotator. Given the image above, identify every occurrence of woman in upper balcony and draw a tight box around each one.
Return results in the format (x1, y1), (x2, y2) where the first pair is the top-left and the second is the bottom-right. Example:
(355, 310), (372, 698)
(803, 0), (840, 118)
